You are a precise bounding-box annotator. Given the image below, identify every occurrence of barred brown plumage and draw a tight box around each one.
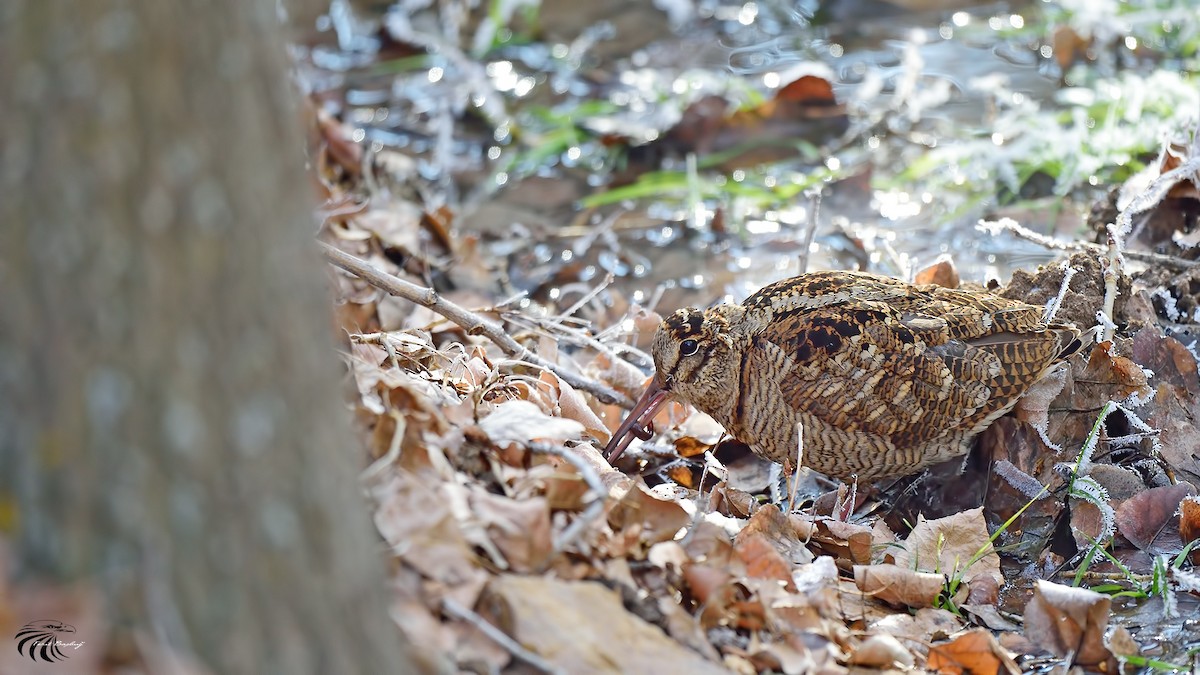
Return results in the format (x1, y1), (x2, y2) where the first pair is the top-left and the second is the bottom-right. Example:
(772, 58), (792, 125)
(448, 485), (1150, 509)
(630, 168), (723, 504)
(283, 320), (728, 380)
(604, 270), (1084, 480)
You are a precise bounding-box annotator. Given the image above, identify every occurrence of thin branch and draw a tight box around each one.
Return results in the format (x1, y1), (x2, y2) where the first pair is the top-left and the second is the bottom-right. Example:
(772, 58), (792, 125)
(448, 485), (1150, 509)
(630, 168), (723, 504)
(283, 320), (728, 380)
(441, 598), (564, 675)
(502, 311), (654, 370)
(319, 242), (633, 407)
(797, 188), (822, 275)
(977, 217), (1199, 271)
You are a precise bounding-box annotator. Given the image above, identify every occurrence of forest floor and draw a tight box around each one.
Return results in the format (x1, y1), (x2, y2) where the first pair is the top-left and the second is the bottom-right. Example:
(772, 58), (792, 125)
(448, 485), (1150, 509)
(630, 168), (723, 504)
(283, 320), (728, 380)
(301, 0), (1200, 671)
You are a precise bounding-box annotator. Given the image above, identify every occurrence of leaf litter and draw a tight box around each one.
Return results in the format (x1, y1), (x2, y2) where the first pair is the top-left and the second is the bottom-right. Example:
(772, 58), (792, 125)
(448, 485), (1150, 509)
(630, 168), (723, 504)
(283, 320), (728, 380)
(298, 2), (1200, 672)
(317, 177), (1200, 671)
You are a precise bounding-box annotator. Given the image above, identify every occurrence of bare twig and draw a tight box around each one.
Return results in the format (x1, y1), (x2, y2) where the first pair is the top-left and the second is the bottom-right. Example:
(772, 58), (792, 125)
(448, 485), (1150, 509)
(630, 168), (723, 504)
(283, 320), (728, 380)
(977, 217), (1199, 271)
(441, 598), (564, 675)
(528, 442), (608, 555)
(787, 422), (805, 514)
(797, 188), (822, 275)
(319, 242), (633, 407)
(503, 311), (654, 371)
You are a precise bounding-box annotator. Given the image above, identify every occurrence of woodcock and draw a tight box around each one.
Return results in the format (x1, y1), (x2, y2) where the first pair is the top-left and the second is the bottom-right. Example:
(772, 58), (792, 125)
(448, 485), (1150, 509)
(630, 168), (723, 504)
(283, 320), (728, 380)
(604, 271), (1083, 480)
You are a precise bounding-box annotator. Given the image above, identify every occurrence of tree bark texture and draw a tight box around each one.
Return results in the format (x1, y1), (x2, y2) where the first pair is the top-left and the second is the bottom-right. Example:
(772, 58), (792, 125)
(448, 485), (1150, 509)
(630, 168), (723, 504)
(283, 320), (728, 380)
(0, 1), (421, 672)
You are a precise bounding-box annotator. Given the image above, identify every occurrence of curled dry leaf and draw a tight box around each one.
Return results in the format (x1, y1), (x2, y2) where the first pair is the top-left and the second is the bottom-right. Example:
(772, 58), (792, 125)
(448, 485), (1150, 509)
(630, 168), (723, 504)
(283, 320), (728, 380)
(890, 507), (1003, 588)
(926, 628), (1020, 675)
(854, 564), (947, 609)
(480, 575), (730, 675)
(539, 370), (611, 443)
(792, 515), (873, 565)
(478, 399), (585, 445)
(1115, 483), (1196, 555)
(588, 350), (652, 399)
(1023, 580), (1113, 667)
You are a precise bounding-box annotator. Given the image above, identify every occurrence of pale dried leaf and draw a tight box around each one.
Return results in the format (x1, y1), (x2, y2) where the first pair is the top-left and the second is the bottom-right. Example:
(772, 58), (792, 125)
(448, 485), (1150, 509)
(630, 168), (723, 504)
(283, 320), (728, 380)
(478, 400), (585, 444)
(892, 507), (1002, 587)
(482, 575), (729, 674)
(848, 633), (914, 668)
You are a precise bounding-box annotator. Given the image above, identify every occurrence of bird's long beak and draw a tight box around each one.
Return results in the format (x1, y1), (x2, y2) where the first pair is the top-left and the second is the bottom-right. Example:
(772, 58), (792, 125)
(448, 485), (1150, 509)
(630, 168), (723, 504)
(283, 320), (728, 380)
(603, 374), (671, 463)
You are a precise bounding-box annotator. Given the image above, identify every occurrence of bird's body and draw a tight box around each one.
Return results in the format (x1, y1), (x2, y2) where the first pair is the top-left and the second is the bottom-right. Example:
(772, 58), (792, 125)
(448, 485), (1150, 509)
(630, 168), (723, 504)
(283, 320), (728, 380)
(605, 271), (1083, 480)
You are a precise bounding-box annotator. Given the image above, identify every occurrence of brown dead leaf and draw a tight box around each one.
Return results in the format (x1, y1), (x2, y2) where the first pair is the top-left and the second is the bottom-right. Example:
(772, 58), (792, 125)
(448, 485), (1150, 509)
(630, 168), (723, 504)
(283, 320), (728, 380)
(1133, 329), (1200, 396)
(702, 580), (768, 631)
(682, 562), (733, 606)
(530, 461), (593, 511)
(607, 483), (690, 549)
(481, 575), (729, 674)
(420, 205), (455, 252)
(793, 515), (873, 564)
(1115, 483), (1195, 554)
(620, 72), (849, 176)
(740, 504), (814, 567)
(891, 508), (1003, 588)
(735, 532), (794, 590)
(914, 256), (960, 288)
(588, 351), (651, 400)
(674, 435), (715, 458)
(853, 564), (946, 609)
(1180, 495), (1200, 550)
(469, 490), (554, 572)
(1023, 580), (1112, 666)
(927, 628), (1020, 675)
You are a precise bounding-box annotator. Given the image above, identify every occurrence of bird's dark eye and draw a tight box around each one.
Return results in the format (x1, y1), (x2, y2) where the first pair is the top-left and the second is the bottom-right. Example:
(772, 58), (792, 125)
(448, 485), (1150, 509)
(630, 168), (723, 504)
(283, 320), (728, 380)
(680, 339), (699, 356)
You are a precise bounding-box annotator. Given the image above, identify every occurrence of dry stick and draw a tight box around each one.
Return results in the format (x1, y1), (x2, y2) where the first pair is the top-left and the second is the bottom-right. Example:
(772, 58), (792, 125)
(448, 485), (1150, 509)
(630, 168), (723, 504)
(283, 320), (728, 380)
(441, 598), (564, 675)
(977, 217), (1200, 271)
(320, 242), (633, 407)
(796, 189), (822, 275)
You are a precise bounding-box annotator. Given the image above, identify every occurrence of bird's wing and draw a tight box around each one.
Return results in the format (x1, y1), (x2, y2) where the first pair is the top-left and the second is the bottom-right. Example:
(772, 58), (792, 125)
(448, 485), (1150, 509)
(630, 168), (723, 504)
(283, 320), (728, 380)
(753, 286), (1076, 447)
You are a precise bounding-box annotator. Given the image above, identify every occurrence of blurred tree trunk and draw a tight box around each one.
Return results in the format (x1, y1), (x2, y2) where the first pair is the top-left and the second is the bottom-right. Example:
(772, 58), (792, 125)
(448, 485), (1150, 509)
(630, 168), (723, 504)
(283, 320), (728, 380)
(0, 1), (424, 672)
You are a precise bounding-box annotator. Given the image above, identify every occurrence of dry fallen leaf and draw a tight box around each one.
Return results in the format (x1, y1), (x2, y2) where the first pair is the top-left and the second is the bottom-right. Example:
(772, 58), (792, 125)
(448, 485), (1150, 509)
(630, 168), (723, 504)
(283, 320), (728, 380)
(1023, 580), (1113, 667)
(540, 370), (611, 443)
(607, 483), (691, 550)
(848, 633), (914, 669)
(914, 256), (960, 288)
(1115, 483), (1196, 555)
(926, 628), (1020, 675)
(481, 575), (729, 674)
(853, 564), (946, 609)
(478, 399), (585, 444)
(890, 508), (1003, 588)
(735, 531), (794, 591)
(371, 473), (487, 607)
(469, 490), (554, 572)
